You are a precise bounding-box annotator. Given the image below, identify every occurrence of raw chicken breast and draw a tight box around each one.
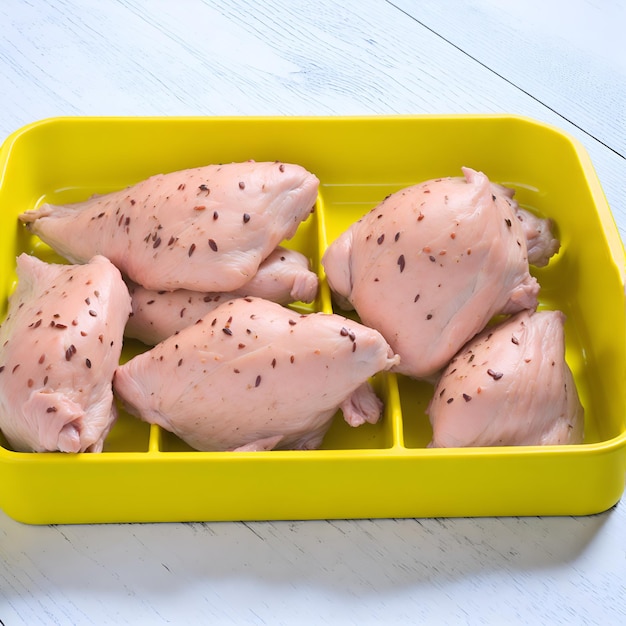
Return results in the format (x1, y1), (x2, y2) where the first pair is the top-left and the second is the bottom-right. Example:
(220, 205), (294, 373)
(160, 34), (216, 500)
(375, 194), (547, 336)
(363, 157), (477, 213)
(427, 310), (584, 448)
(19, 161), (319, 291)
(114, 297), (399, 452)
(322, 167), (540, 379)
(0, 254), (131, 453)
(125, 246), (319, 345)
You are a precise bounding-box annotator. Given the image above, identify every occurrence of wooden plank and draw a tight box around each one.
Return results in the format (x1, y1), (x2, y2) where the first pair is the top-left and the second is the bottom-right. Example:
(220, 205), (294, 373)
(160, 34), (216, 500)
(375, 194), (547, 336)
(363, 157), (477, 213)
(390, 0), (626, 155)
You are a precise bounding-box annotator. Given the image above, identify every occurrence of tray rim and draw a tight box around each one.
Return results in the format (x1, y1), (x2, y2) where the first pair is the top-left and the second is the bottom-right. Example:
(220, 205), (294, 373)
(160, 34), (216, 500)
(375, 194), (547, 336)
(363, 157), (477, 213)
(1, 113), (625, 522)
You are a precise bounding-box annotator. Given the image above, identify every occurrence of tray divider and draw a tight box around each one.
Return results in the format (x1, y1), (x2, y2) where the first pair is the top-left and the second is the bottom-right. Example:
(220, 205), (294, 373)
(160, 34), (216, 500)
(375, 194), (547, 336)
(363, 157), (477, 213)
(314, 191), (334, 315)
(384, 372), (406, 449)
(147, 423), (163, 453)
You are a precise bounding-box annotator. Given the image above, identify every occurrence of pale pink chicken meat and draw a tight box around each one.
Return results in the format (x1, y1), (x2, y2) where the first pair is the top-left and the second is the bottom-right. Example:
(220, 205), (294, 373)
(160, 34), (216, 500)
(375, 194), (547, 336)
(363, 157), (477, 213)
(19, 161), (319, 292)
(0, 254), (131, 453)
(322, 167), (541, 380)
(125, 246), (319, 345)
(427, 309), (584, 447)
(491, 180), (560, 267)
(514, 206), (560, 268)
(114, 297), (399, 452)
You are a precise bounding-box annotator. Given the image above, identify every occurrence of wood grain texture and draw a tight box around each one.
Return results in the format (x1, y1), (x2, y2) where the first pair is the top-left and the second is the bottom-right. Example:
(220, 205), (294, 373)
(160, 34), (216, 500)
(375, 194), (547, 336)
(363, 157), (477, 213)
(391, 0), (626, 154)
(1, 0), (623, 237)
(0, 1), (625, 624)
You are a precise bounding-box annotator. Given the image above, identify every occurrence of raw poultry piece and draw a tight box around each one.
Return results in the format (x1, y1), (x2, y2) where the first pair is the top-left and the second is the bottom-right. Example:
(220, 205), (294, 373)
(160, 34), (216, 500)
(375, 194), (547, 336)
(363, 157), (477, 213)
(491, 180), (560, 267)
(322, 167), (540, 380)
(0, 254), (131, 453)
(125, 246), (319, 345)
(19, 161), (319, 291)
(114, 297), (399, 452)
(427, 310), (584, 447)
(514, 206), (560, 268)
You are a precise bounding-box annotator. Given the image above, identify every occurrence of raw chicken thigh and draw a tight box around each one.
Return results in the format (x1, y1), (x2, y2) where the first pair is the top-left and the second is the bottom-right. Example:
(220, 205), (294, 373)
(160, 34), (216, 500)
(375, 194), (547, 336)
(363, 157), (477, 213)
(114, 297), (399, 452)
(125, 246), (319, 345)
(491, 179), (560, 267)
(514, 206), (560, 268)
(0, 254), (131, 453)
(19, 161), (319, 292)
(322, 167), (540, 379)
(427, 310), (584, 448)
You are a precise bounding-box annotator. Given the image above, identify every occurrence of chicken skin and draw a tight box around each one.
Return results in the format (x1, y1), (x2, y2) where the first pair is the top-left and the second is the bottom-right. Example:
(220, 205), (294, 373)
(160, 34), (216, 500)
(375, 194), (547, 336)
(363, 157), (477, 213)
(19, 161), (319, 292)
(322, 167), (540, 379)
(427, 310), (584, 448)
(125, 246), (319, 345)
(114, 297), (399, 452)
(0, 254), (131, 452)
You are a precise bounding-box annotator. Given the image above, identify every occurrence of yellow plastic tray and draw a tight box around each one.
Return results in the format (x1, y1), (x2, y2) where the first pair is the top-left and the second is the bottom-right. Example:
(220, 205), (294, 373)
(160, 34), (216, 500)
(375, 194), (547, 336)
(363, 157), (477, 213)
(0, 115), (624, 524)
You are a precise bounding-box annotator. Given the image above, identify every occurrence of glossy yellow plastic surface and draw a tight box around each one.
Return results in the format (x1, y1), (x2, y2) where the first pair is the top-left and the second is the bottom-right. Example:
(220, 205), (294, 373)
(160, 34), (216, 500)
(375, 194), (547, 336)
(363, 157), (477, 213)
(0, 115), (625, 524)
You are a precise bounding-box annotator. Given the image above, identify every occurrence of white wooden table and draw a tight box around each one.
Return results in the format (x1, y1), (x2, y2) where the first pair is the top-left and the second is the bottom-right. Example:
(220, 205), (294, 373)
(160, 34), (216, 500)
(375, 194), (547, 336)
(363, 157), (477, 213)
(1, 1), (625, 624)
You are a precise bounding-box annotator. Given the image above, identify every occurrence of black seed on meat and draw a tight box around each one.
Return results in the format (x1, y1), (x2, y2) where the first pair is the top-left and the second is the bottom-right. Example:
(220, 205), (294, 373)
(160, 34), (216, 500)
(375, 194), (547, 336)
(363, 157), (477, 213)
(208, 239), (218, 252)
(238, 181), (245, 190)
(243, 213), (251, 223)
(188, 243), (196, 257)
(255, 375), (262, 387)
(222, 327), (233, 336)
(487, 369), (503, 380)
(377, 234), (385, 245)
(463, 393), (472, 402)
(85, 358), (92, 368)
(89, 310), (97, 317)
(397, 255), (405, 272)
(65, 345), (77, 361)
